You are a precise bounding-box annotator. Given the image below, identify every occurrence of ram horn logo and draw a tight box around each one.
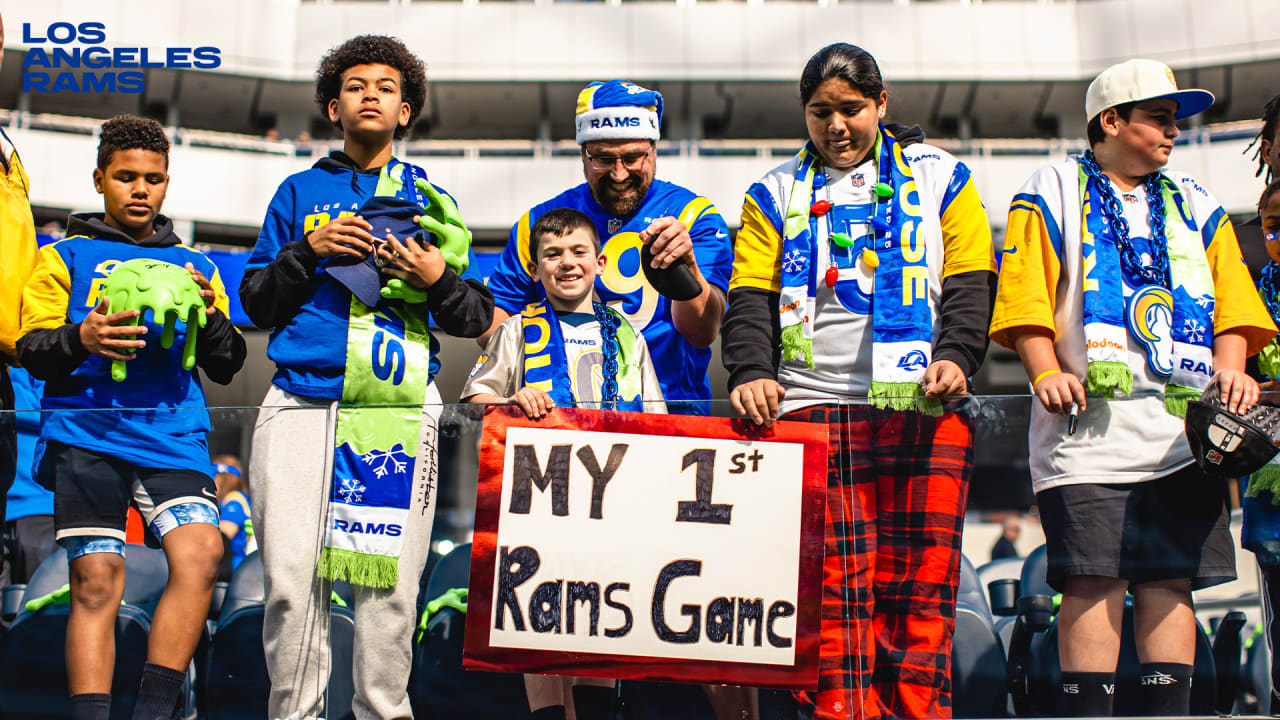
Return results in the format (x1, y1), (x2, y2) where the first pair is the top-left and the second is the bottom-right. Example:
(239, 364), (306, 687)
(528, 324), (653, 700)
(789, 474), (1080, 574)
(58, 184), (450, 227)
(896, 350), (928, 371)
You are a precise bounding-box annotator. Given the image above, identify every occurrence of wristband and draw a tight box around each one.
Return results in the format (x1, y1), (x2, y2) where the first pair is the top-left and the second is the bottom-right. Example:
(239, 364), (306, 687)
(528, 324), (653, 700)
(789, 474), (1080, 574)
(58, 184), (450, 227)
(1032, 369), (1061, 389)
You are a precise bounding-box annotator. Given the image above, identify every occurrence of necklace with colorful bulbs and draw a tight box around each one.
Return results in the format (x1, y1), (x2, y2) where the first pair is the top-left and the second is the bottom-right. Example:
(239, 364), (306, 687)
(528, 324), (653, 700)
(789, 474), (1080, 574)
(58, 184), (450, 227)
(810, 155), (894, 288)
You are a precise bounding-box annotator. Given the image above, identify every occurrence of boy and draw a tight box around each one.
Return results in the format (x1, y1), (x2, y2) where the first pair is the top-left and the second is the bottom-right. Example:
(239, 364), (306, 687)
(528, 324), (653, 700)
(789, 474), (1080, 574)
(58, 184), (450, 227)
(239, 35), (492, 720)
(464, 207), (664, 417)
(990, 59), (1276, 717)
(464, 208), (662, 720)
(16, 114), (246, 720)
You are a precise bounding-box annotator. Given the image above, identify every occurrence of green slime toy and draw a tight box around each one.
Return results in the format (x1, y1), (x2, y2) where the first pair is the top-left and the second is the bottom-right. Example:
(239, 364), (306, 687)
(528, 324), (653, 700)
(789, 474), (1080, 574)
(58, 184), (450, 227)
(101, 258), (207, 381)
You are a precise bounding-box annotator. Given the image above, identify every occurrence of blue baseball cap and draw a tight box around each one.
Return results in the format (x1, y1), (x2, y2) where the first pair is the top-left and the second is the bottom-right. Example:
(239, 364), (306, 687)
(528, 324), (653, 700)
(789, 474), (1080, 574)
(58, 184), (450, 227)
(326, 197), (427, 307)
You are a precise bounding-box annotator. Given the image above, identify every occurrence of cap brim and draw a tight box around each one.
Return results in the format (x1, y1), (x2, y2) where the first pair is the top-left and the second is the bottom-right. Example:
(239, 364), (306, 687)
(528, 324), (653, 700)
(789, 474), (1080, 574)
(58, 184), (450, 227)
(1163, 89), (1215, 120)
(327, 259), (384, 308)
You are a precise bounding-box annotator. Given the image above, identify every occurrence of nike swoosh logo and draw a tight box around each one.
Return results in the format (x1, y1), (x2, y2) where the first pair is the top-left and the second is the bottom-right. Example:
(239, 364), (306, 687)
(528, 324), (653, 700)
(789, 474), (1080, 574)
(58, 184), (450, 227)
(1003, 245), (1018, 254)
(201, 488), (217, 500)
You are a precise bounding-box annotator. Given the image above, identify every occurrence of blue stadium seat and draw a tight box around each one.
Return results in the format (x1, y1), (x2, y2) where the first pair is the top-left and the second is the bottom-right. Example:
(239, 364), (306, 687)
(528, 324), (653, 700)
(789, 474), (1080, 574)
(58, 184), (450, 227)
(0, 547), (194, 719)
(952, 555), (1008, 718)
(200, 551), (356, 720)
(409, 542), (530, 720)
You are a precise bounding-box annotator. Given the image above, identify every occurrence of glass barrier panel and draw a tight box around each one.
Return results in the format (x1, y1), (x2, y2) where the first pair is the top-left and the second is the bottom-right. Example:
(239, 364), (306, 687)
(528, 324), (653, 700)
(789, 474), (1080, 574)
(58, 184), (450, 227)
(0, 394), (1269, 718)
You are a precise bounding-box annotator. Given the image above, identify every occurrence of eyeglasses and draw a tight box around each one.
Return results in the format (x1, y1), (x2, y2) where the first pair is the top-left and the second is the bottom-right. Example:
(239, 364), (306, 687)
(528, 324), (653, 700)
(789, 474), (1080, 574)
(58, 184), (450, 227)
(585, 149), (650, 172)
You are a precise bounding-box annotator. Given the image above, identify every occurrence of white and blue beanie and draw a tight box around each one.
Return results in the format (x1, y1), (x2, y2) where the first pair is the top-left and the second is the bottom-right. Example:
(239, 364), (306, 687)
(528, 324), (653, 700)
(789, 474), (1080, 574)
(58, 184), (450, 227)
(575, 80), (663, 144)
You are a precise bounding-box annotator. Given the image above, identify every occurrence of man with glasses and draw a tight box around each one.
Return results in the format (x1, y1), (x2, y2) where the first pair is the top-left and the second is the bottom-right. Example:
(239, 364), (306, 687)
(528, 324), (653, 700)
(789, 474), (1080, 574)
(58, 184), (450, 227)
(484, 80), (732, 416)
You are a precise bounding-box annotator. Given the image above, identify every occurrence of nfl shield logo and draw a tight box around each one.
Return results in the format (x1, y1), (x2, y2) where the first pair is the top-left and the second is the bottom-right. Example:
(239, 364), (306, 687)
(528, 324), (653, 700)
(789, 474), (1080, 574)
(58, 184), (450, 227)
(852, 175), (865, 187)
(607, 218), (623, 234)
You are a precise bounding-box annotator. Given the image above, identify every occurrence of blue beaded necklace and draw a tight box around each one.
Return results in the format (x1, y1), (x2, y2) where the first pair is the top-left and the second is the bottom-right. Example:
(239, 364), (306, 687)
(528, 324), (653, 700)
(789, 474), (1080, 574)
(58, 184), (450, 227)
(592, 301), (622, 410)
(1078, 150), (1170, 288)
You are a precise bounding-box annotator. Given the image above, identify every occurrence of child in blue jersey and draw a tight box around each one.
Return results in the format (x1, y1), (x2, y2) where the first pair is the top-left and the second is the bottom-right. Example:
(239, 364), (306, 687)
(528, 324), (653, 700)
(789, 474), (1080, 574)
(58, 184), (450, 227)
(239, 35), (492, 720)
(1, 367), (54, 587)
(212, 455), (252, 573)
(16, 114), (247, 720)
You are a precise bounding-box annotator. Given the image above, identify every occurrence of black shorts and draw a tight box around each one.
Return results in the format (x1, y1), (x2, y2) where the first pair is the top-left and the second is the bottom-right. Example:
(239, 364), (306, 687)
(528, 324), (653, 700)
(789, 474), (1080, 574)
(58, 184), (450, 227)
(1037, 463), (1235, 593)
(38, 441), (217, 544)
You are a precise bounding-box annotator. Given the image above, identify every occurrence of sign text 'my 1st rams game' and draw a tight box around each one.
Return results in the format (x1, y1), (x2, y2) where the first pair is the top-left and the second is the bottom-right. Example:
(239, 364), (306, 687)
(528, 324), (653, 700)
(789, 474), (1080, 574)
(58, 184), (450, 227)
(464, 406), (828, 689)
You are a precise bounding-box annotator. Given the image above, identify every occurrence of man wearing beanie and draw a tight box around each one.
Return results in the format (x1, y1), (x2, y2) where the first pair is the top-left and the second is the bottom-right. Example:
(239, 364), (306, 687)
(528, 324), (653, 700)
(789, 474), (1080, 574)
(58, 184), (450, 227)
(484, 80), (732, 417)
(990, 58), (1274, 716)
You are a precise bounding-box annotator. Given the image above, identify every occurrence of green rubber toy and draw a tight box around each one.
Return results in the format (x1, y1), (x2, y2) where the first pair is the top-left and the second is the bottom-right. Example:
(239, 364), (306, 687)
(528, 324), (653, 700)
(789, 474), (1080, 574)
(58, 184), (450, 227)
(414, 178), (472, 276)
(101, 258), (207, 381)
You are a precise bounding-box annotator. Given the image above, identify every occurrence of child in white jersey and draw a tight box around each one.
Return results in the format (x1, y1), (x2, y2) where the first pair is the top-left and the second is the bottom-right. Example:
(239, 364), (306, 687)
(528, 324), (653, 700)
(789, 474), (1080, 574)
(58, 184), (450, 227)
(463, 207), (662, 720)
(464, 207), (663, 417)
(990, 59), (1276, 716)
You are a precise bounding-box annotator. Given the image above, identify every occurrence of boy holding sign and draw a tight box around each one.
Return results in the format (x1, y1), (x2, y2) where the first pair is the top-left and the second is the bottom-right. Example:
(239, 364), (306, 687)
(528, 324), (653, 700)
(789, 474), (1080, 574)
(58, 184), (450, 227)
(463, 207), (663, 719)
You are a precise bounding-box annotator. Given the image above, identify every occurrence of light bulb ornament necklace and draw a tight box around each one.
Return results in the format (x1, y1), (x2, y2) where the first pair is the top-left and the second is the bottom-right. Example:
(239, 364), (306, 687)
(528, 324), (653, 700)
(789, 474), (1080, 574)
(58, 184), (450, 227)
(809, 134), (895, 288)
(1078, 149), (1170, 288)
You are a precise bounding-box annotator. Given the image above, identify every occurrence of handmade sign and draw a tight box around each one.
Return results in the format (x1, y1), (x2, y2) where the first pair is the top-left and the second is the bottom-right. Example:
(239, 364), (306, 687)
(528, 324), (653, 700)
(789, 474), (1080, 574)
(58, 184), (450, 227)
(464, 405), (828, 689)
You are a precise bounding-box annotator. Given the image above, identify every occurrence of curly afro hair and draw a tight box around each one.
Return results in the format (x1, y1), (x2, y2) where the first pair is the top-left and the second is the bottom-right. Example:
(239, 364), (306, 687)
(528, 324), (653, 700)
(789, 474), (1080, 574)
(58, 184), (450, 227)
(314, 35), (427, 140)
(97, 114), (169, 170)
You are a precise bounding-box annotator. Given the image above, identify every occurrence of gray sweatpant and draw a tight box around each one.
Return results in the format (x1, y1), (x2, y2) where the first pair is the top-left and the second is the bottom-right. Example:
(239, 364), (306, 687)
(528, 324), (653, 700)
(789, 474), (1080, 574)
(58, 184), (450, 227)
(249, 384), (440, 720)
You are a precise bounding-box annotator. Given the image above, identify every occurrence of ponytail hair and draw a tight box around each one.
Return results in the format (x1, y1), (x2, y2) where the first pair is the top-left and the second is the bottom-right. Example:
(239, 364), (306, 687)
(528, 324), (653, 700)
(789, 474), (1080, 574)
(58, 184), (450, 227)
(800, 43), (884, 105)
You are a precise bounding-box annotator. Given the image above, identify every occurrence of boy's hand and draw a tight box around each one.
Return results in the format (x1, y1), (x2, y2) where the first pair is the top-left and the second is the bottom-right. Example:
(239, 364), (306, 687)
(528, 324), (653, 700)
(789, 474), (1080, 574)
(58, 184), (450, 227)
(1034, 371), (1086, 416)
(1212, 369), (1259, 415)
(642, 216), (696, 271)
(79, 297), (147, 361)
(307, 216), (375, 259)
(414, 179), (471, 276)
(379, 232), (445, 289)
(730, 378), (786, 426)
(512, 387), (554, 419)
(185, 263), (217, 317)
(923, 359), (967, 399)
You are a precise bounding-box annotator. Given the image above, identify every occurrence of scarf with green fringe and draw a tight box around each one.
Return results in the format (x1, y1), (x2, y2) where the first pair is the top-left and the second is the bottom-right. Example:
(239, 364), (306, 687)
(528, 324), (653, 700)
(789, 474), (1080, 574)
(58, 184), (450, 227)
(1077, 162), (1214, 417)
(777, 127), (938, 413)
(318, 161), (434, 589)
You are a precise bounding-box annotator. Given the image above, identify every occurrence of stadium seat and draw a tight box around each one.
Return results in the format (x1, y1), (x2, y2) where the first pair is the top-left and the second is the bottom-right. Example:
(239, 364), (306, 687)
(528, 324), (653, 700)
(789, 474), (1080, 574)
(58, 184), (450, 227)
(951, 555), (1008, 718)
(1015, 545), (1052, 600)
(0, 547), (192, 719)
(201, 551), (356, 720)
(409, 542), (530, 720)
(958, 554), (993, 622)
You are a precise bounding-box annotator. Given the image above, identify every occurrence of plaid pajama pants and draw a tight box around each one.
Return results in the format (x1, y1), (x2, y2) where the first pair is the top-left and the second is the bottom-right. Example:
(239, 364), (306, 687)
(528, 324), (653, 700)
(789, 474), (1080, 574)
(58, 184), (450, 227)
(785, 404), (974, 720)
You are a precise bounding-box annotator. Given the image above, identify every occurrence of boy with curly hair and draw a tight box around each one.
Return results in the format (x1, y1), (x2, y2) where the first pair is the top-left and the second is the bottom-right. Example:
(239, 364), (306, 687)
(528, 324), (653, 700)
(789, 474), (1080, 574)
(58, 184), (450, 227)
(18, 113), (246, 720)
(240, 35), (491, 719)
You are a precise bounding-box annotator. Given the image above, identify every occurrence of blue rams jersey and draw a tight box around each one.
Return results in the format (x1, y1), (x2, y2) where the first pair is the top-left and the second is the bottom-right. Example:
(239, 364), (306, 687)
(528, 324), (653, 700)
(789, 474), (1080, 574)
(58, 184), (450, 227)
(20, 228), (230, 472)
(487, 180), (732, 414)
(219, 489), (252, 569)
(7, 367), (52, 521)
(246, 157), (478, 400)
